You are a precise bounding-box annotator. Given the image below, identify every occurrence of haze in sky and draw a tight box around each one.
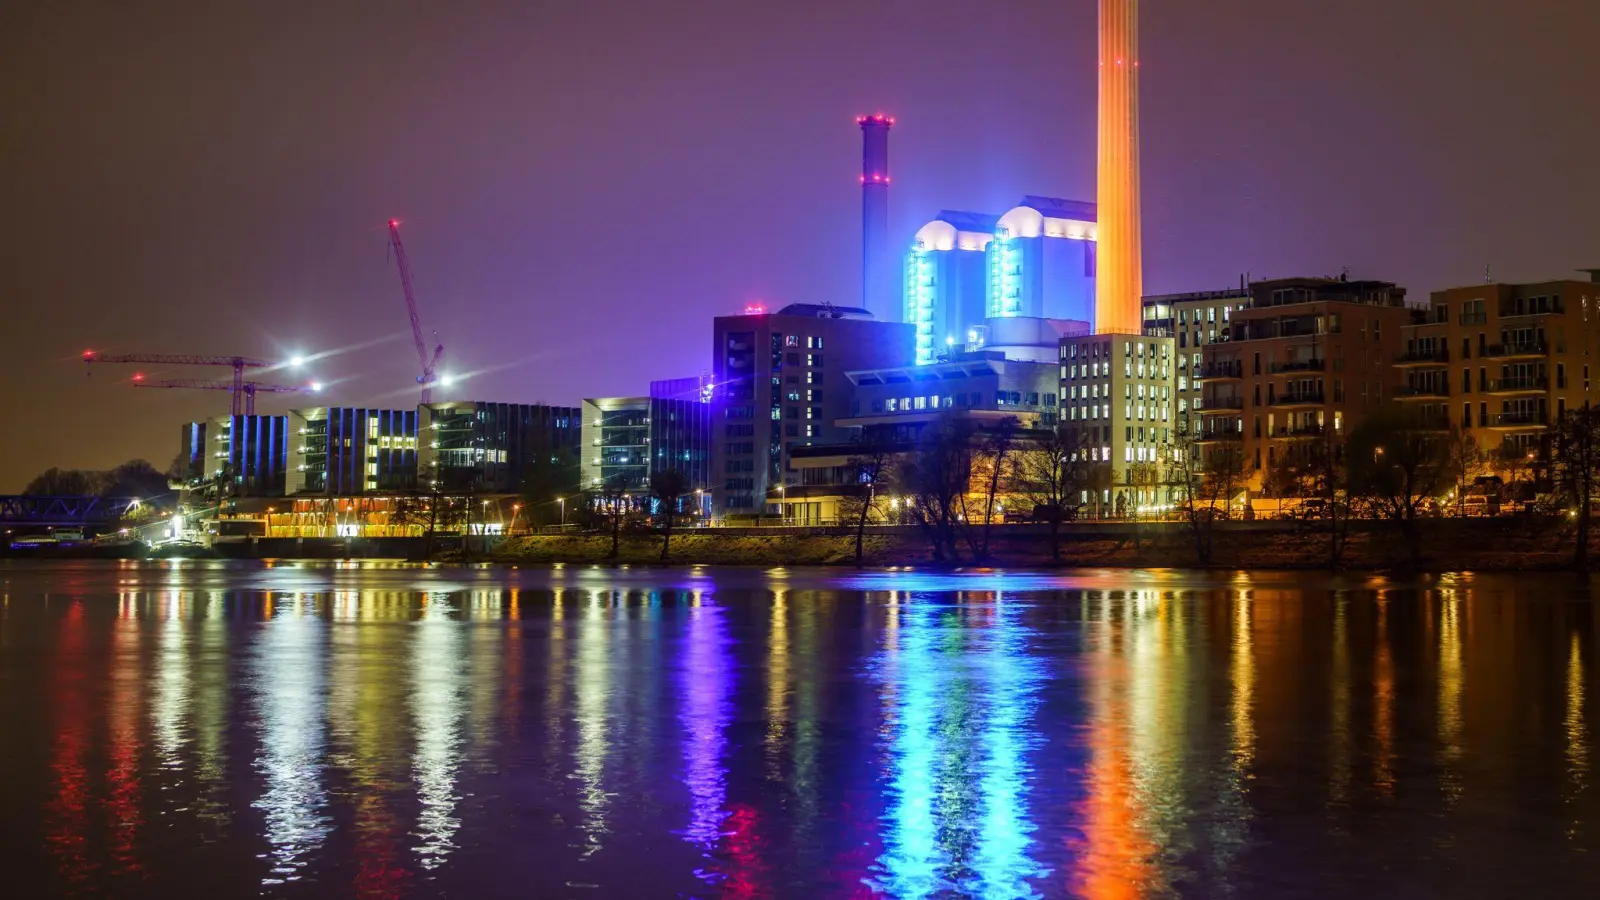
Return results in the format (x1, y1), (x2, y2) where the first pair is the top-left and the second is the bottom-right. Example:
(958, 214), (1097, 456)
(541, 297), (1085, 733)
(1, 0), (1595, 490)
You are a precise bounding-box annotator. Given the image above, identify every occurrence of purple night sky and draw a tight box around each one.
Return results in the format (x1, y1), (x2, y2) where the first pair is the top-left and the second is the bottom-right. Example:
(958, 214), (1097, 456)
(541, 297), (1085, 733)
(1, 0), (1595, 490)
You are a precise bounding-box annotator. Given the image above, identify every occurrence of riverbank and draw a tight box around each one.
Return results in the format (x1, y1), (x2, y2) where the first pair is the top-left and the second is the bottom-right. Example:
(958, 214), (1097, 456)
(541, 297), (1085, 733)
(487, 517), (1591, 571)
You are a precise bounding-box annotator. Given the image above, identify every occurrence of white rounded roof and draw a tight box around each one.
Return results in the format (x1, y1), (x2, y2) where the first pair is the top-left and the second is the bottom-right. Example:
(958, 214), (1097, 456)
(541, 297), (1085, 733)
(912, 220), (958, 252)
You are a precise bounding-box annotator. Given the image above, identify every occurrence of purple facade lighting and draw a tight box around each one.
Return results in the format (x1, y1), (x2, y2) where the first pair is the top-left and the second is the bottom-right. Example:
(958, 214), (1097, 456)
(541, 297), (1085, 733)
(859, 114), (895, 321)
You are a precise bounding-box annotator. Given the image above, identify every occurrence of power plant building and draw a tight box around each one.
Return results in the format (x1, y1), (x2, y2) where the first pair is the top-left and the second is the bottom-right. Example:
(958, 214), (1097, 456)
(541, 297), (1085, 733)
(1096, 0), (1143, 335)
(905, 198), (1096, 365)
(711, 303), (913, 516)
(287, 407), (418, 496)
(859, 114), (897, 323)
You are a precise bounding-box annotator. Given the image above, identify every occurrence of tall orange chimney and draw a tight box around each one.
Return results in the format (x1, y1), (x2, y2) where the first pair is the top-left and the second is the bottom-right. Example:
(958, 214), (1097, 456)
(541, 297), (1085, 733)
(1095, 0), (1142, 334)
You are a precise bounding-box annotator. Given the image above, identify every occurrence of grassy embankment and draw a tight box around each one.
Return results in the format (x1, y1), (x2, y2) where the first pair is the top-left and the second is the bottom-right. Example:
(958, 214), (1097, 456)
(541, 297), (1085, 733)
(487, 516), (1590, 570)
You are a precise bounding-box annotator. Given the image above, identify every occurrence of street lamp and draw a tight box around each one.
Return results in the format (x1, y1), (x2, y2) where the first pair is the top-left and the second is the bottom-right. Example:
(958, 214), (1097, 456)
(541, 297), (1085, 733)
(557, 496), (565, 527)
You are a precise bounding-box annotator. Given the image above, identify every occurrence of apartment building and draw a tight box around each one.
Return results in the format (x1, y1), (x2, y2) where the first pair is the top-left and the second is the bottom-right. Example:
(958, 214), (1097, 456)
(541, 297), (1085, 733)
(1142, 288), (1251, 437)
(1396, 276), (1600, 457)
(1198, 277), (1411, 486)
(1059, 332), (1176, 508)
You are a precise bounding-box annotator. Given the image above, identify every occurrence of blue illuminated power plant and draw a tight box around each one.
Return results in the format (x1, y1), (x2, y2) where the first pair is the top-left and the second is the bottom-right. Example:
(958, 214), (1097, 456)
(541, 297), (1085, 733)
(857, 113), (1100, 366)
(905, 198), (1097, 366)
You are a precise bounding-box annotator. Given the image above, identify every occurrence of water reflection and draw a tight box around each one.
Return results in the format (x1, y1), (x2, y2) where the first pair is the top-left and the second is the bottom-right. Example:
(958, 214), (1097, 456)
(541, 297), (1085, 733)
(5, 564), (1600, 898)
(328, 589), (411, 898)
(106, 599), (145, 878)
(45, 601), (92, 887)
(678, 591), (733, 883)
(411, 593), (465, 870)
(870, 592), (1047, 898)
(251, 593), (332, 885)
(1569, 631), (1590, 842)
(573, 590), (613, 857)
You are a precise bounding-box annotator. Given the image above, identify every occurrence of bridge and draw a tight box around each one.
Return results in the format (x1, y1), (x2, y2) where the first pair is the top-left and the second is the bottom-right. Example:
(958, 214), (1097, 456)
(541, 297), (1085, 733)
(0, 496), (139, 528)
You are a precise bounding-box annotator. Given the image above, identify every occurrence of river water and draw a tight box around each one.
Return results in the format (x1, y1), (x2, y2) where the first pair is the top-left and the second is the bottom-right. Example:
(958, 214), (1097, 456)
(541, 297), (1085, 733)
(0, 561), (1596, 898)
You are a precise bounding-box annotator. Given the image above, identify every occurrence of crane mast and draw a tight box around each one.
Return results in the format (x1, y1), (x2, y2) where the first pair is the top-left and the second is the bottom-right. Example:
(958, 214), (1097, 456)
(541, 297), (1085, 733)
(387, 220), (444, 404)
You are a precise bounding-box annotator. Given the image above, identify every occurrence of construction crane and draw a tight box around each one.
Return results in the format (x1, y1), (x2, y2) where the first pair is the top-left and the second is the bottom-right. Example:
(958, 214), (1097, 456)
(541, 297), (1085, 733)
(387, 219), (445, 404)
(131, 378), (321, 415)
(84, 352), (271, 415)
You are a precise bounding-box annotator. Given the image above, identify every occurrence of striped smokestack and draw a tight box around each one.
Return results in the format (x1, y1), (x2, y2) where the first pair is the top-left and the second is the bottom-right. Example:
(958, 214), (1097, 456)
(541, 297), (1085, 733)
(858, 113), (894, 321)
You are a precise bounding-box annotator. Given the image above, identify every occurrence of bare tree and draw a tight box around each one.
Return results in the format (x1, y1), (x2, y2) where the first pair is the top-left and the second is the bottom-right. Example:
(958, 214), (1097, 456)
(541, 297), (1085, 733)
(1444, 429), (1489, 516)
(1491, 439), (1539, 509)
(1347, 406), (1461, 566)
(898, 412), (975, 562)
(1013, 424), (1093, 563)
(650, 468), (689, 562)
(1175, 432), (1243, 565)
(393, 485), (469, 558)
(1549, 404), (1600, 569)
(592, 474), (635, 560)
(968, 416), (1021, 561)
(1299, 427), (1354, 568)
(840, 442), (896, 566)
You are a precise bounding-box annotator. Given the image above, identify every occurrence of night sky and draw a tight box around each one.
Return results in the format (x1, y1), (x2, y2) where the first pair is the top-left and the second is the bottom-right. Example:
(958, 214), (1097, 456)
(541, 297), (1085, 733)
(2, 0), (1595, 491)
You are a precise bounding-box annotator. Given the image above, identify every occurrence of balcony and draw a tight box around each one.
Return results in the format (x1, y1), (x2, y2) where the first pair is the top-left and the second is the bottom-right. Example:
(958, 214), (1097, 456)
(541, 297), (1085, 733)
(1197, 428), (1243, 443)
(1200, 360), (1242, 380)
(1202, 396), (1245, 411)
(1500, 299), (1564, 317)
(1485, 376), (1548, 394)
(1271, 391), (1326, 408)
(1270, 424), (1325, 438)
(1395, 346), (1450, 366)
(1395, 384), (1450, 400)
(1483, 341), (1548, 359)
(1269, 358), (1326, 375)
(1487, 411), (1548, 429)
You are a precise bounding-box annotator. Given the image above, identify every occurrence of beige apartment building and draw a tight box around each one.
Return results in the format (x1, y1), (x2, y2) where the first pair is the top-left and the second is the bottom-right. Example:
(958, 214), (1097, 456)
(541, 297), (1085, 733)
(1141, 287), (1252, 438)
(1198, 277), (1412, 487)
(1395, 276), (1600, 458)
(1059, 332), (1177, 511)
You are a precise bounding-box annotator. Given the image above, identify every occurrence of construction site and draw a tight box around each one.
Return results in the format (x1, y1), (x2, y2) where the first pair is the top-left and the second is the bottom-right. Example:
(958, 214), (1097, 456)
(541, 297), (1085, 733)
(64, 219), (582, 553)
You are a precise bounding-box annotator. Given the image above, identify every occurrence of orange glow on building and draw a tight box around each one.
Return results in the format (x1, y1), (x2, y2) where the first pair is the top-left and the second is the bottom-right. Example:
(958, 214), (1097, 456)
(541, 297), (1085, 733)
(1095, 0), (1142, 335)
